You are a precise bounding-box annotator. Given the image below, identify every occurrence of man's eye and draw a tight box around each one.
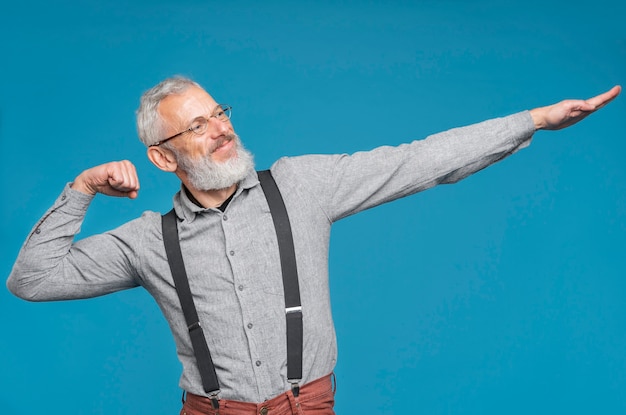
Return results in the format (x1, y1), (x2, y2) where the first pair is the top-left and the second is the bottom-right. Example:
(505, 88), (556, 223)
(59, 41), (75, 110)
(190, 121), (205, 133)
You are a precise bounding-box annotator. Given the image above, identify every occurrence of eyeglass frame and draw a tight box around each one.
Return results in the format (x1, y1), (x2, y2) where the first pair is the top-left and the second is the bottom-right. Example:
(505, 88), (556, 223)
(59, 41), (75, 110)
(149, 104), (232, 147)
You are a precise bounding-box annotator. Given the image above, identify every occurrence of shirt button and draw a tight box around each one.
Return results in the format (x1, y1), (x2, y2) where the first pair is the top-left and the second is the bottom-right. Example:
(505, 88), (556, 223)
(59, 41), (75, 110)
(247, 323), (253, 329)
(223, 215), (228, 221)
(229, 250), (235, 256)
(238, 285), (244, 291)
(35, 229), (41, 234)
(255, 360), (262, 367)
(61, 195), (66, 200)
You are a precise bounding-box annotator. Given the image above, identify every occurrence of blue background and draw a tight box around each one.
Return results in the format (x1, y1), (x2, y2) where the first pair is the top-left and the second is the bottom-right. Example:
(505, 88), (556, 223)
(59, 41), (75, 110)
(1, 1), (625, 414)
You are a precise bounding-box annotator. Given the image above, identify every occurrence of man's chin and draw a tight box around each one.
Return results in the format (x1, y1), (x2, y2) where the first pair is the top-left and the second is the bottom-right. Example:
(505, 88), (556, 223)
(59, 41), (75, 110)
(180, 140), (254, 191)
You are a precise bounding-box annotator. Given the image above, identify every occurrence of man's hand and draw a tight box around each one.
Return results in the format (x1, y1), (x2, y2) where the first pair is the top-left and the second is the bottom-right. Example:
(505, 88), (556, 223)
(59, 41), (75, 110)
(530, 85), (621, 131)
(72, 160), (140, 199)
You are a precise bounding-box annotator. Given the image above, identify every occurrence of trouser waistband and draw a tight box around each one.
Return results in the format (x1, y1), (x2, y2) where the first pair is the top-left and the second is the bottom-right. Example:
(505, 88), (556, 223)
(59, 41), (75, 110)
(182, 373), (336, 415)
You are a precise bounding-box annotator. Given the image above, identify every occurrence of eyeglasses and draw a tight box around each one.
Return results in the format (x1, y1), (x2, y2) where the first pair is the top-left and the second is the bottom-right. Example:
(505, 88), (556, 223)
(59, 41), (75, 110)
(150, 104), (232, 147)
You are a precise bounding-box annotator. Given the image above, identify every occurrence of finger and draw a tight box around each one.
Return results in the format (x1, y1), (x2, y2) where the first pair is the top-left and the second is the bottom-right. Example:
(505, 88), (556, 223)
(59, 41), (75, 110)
(112, 162), (134, 189)
(125, 161), (140, 191)
(586, 85), (621, 109)
(118, 161), (139, 189)
(107, 166), (127, 189)
(108, 161), (140, 193)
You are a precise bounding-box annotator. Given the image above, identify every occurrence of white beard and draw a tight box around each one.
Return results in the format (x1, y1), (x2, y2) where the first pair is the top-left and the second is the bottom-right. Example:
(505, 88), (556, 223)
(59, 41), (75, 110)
(173, 134), (255, 191)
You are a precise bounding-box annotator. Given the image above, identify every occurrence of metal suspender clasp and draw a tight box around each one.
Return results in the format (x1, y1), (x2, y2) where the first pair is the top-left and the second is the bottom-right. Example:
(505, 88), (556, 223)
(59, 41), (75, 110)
(188, 321), (201, 333)
(285, 306), (302, 314)
(208, 390), (220, 410)
(289, 380), (301, 397)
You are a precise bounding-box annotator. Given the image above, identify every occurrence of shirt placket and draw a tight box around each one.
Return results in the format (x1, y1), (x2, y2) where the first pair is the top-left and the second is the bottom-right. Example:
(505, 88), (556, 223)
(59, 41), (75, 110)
(221, 208), (276, 400)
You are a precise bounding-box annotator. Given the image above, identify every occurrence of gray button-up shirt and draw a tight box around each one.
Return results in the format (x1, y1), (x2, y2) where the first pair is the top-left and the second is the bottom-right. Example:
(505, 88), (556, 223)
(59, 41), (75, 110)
(7, 112), (535, 402)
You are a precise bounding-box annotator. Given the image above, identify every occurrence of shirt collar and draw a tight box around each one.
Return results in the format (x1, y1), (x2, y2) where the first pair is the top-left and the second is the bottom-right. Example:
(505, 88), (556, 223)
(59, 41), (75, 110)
(172, 168), (260, 223)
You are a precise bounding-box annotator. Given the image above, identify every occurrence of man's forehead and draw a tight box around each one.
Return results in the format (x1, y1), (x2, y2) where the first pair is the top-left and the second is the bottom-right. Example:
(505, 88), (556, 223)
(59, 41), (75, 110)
(159, 86), (217, 123)
(170, 87), (215, 109)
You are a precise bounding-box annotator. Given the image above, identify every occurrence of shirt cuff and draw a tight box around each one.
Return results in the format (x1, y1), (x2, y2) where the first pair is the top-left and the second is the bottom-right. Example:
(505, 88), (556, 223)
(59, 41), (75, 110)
(57, 183), (96, 215)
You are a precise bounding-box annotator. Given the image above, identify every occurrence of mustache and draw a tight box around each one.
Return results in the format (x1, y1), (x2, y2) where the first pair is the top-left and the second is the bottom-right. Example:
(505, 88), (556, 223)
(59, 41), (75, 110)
(209, 133), (238, 154)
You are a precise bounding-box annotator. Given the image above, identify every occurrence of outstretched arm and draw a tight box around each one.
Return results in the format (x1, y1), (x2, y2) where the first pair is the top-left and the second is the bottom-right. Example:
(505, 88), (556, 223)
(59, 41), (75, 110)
(530, 85), (621, 131)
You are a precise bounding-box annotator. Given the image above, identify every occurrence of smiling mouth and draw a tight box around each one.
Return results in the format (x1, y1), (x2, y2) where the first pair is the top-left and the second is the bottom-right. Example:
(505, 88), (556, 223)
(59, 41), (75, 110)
(210, 134), (235, 154)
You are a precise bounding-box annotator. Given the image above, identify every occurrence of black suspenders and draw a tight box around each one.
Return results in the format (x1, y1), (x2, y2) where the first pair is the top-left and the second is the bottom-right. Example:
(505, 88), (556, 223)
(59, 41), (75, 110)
(257, 170), (304, 391)
(161, 170), (303, 408)
(162, 209), (221, 406)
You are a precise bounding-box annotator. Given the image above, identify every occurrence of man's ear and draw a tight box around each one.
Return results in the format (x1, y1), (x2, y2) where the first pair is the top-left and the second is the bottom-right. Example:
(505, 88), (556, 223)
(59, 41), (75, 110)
(147, 146), (178, 172)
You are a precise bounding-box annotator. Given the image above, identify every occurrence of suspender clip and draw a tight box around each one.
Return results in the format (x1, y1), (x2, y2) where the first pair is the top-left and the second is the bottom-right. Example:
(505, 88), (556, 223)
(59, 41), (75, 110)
(187, 321), (201, 333)
(289, 380), (301, 397)
(285, 306), (302, 314)
(208, 391), (220, 409)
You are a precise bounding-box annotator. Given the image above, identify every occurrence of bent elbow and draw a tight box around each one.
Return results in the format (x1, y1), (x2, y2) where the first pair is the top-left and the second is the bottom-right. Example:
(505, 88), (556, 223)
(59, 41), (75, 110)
(6, 273), (46, 302)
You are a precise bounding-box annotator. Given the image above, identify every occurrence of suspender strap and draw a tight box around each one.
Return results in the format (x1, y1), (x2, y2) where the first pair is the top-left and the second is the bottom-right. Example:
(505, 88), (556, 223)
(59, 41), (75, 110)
(258, 170), (304, 388)
(162, 209), (220, 408)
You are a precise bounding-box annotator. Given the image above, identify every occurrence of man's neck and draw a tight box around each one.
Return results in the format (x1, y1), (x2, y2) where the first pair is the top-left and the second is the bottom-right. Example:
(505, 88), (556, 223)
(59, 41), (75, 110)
(185, 184), (238, 209)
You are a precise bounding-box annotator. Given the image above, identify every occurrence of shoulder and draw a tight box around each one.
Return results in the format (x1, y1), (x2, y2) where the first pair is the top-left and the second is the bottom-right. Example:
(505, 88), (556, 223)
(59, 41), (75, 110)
(270, 154), (345, 183)
(105, 209), (166, 243)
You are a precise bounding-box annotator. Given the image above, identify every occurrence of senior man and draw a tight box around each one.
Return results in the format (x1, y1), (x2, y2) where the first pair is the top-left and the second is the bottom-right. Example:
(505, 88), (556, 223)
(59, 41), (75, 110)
(7, 77), (621, 415)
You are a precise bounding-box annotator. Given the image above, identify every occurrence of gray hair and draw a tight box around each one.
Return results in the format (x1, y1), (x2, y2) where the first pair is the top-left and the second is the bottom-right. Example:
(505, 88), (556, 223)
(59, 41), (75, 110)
(136, 76), (202, 146)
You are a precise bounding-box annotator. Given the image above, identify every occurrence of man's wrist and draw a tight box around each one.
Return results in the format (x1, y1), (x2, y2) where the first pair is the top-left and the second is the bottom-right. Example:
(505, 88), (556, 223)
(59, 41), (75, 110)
(529, 107), (547, 131)
(70, 176), (97, 196)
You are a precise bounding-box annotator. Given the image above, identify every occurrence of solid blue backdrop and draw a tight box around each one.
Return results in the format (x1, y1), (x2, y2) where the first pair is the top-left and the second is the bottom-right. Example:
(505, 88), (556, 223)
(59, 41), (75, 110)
(1, 1), (624, 414)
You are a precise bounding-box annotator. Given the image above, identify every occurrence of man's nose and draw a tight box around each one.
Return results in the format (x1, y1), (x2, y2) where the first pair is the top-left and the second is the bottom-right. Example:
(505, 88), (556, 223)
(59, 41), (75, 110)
(209, 116), (231, 136)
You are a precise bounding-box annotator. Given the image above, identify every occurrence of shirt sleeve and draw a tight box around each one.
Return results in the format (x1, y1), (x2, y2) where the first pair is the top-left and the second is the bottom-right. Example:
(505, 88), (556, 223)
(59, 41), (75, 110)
(6, 184), (142, 301)
(272, 111), (536, 222)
